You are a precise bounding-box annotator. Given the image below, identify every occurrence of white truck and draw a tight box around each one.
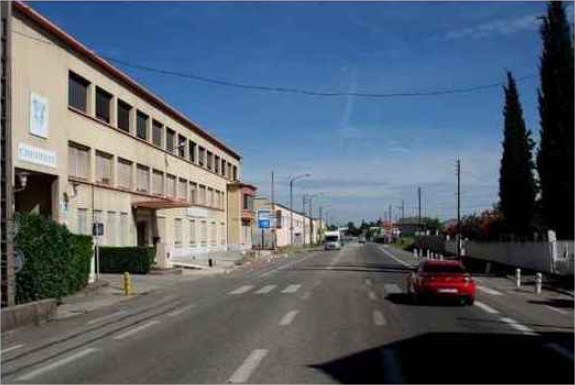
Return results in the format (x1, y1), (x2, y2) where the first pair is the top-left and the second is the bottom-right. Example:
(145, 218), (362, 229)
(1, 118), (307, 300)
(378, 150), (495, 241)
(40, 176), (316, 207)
(324, 230), (342, 250)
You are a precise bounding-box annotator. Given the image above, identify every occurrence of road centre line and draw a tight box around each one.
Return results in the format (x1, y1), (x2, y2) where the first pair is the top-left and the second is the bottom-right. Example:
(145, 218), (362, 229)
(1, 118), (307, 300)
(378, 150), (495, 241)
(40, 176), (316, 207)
(113, 320), (160, 340)
(368, 291), (378, 301)
(86, 311), (128, 325)
(474, 301), (500, 314)
(1, 344), (24, 354)
(259, 252), (317, 277)
(229, 285), (254, 295)
(16, 348), (98, 381)
(228, 349), (268, 383)
(302, 291), (311, 300)
(281, 284), (302, 294)
(379, 247), (412, 267)
(500, 317), (537, 335)
(544, 304), (568, 315)
(365, 278), (372, 286)
(279, 310), (299, 326)
(167, 304), (196, 317)
(477, 285), (504, 296)
(383, 283), (402, 294)
(373, 310), (387, 326)
(255, 285), (277, 294)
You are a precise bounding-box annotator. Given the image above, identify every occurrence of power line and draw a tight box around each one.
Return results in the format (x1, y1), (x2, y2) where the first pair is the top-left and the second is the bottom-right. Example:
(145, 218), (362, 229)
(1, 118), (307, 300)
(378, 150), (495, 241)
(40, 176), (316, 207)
(13, 28), (538, 99)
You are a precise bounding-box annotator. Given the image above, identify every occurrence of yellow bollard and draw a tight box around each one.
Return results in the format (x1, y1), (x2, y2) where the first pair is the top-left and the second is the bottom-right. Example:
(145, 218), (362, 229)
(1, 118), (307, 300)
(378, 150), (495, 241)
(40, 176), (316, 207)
(123, 272), (132, 296)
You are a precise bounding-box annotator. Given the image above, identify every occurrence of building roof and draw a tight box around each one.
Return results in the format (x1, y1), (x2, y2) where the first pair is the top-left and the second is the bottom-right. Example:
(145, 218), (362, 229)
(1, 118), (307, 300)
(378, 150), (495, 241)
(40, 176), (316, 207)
(13, 1), (241, 161)
(254, 196), (320, 221)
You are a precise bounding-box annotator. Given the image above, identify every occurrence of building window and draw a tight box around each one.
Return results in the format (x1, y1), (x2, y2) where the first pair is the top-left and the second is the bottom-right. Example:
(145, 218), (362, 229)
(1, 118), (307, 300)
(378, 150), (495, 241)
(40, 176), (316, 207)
(190, 182), (197, 204)
(152, 120), (163, 147)
(207, 188), (213, 207)
(166, 128), (175, 153)
(166, 174), (176, 197)
(207, 151), (213, 171)
(95, 87), (112, 123)
(215, 155), (220, 174)
(211, 221), (217, 246)
(152, 170), (164, 195)
(136, 111), (148, 141)
(200, 220), (207, 247)
(232, 165), (238, 181)
(227, 162), (232, 179)
(96, 151), (113, 185)
(77, 208), (89, 235)
(199, 185), (206, 205)
(68, 142), (90, 180)
(137, 164), (150, 192)
(117, 158), (133, 189)
(68, 71), (89, 112)
(222, 160), (227, 177)
(117, 99), (131, 132)
(243, 194), (254, 211)
(198, 147), (206, 167)
(189, 219), (196, 246)
(174, 218), (183, 248)
(120, 212), (129, 246)
(177, 135), (186, 158)
(178, 178), (187, 200)
(189, 141), (196, 163)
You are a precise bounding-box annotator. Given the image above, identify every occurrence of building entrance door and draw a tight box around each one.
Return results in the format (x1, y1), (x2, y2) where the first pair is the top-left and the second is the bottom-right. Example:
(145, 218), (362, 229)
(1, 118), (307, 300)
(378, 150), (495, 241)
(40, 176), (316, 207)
(137, 221), (148, 247)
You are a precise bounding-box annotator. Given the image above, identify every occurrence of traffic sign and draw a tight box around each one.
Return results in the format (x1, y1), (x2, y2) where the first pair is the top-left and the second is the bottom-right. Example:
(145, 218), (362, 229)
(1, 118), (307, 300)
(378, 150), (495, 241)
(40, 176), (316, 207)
(257, 209), (271, 228)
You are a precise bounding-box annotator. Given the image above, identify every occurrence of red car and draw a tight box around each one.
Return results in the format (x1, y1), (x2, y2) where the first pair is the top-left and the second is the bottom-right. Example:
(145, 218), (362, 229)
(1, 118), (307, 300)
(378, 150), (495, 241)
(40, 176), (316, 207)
(406, 259), (476, 305)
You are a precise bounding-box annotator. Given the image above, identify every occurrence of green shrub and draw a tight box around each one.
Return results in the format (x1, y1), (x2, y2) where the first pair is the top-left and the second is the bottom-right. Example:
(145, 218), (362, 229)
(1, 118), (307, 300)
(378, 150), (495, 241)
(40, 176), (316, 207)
(14, 213), (93, 304)
(99, 247), (155, 274)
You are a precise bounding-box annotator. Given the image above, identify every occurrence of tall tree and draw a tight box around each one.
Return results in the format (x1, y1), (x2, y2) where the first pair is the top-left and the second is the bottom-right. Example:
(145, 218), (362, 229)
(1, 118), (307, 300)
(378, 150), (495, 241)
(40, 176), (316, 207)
(499, 72), (537, 236)
(537, 1), (574, 238)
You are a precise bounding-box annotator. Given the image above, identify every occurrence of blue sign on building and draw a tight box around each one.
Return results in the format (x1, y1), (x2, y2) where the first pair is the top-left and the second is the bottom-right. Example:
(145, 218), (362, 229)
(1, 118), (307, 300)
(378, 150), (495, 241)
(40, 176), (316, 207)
(257, 209), (271, 229)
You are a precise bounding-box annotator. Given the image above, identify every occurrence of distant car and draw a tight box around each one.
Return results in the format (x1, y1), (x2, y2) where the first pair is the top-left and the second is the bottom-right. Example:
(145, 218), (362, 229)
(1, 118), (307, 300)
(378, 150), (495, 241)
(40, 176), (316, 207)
(324, 231), (342, 250)
(406, 259), (476, 305)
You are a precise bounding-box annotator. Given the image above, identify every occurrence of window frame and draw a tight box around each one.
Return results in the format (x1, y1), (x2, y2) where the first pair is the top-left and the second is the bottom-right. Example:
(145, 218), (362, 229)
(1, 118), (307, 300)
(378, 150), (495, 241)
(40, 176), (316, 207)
(117, 99), (132, 132)
(136, 111), (149, 141)
(95, 86), (112, 123)
(68, 71), (90, 112)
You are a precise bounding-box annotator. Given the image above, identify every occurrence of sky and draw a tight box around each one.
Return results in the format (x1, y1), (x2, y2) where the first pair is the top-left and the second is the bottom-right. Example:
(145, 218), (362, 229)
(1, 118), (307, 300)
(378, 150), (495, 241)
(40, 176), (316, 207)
(29, 1), (574, 224)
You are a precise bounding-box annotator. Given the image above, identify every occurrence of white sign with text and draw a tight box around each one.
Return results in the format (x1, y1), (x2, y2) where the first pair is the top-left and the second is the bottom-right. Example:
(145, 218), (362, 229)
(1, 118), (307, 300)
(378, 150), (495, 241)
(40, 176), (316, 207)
(18, 143), (57, 168)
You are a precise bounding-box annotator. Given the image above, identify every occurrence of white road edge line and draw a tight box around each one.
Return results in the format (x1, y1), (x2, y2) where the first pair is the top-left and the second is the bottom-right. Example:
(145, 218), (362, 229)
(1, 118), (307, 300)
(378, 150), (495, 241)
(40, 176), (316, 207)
(379, 246), (412, 267)
(279, 310), (299, 326)
(281, 284), (302, 294)
(229, 285), (254, 295)
(545, 343), (574, 362)
(86, 310), (128, 325)
(167, 304), (196, 317)
(255, 285), (277, 294)
(368, 291), (378, 301)
(113, 320), (160, 340)
(1, 344), (24, 354)
(16, 348), (98, 381)
(474, 301), (499, 314)
(373, 310), (387, 326)
(228, 349), (269, 383)
(477, 286), (504, 296)
(500, 317), (537, 335)
(544, 304), (568, 315)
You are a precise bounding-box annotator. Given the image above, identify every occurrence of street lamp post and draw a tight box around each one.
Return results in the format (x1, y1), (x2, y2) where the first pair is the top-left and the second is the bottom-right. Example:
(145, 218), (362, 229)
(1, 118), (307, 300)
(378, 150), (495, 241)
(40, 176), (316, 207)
(289, 173), (311, 246)
(304, 192), (323, 245)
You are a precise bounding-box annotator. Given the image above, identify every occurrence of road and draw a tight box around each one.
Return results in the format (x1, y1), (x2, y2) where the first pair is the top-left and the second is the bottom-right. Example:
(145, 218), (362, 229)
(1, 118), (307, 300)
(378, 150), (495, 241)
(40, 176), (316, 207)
(2, 242), (573, 383)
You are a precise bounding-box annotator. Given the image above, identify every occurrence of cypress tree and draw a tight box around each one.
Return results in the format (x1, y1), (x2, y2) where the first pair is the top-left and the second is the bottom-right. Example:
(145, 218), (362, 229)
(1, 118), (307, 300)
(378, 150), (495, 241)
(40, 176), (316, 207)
(537, 1), (574, 239)
(499, 72), (536, 236)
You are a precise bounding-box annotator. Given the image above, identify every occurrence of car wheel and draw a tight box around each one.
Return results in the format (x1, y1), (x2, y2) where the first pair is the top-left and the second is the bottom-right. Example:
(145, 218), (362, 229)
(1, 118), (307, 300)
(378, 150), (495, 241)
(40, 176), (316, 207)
(465, 296), (475, 306)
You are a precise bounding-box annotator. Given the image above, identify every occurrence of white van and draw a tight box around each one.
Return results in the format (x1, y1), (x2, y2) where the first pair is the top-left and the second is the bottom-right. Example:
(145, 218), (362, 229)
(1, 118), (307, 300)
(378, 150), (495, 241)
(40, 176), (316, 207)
(324, 230), (341, 250)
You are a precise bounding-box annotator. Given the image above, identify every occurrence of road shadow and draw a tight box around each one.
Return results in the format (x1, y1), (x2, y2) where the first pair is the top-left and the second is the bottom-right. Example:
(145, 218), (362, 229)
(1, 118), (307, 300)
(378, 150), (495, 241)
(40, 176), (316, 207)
(529, 298), (574, 309)
(289, 263), (413, 274)
(385, 292), (468, 307)
(308, 331), (574, 383)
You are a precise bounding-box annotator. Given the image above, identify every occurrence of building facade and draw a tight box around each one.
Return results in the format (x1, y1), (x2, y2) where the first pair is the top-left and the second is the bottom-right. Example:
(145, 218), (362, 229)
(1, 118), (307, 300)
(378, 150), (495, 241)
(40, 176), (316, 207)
(5, 2), (244, 277)
(227, 182), (257, 251)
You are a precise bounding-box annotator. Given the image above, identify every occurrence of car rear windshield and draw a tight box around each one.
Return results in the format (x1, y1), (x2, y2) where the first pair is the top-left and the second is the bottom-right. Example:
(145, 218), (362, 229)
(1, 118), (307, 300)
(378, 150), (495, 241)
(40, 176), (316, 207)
(325, 236), (338, 242)
(422, 264), (465, 273)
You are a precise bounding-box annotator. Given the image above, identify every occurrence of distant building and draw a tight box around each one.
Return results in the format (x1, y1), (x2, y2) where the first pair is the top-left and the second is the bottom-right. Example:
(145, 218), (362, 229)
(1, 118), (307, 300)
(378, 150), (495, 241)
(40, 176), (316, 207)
(397, 217), (421, 237)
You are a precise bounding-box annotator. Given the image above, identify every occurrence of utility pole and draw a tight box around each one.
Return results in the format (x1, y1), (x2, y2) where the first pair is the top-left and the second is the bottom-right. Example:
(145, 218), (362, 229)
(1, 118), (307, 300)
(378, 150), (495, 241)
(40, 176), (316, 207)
(271, 170), (275, 249)
(402, 200), (405, 219)
(417, 187), (422, 234)
(319, 206), (323, 242)
(456, 159), (461, 259)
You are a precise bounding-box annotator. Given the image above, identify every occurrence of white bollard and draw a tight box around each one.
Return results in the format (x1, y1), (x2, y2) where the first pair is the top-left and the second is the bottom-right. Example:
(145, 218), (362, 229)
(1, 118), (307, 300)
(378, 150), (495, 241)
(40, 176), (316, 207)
(535, 272), (542, 294)
(515, 268), (521, 288)
(426, 249), (430, 259)
(413, 248), (418, 259)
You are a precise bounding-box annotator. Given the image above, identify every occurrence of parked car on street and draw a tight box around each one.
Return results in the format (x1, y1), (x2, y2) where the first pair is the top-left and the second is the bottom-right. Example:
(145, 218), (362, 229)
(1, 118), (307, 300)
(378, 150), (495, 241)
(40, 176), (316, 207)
(406, 259), (476, 305)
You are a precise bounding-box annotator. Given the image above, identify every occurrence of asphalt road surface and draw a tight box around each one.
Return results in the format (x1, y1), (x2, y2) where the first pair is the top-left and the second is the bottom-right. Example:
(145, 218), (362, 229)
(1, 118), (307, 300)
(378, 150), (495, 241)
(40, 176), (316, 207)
(2, 242), (573, 383)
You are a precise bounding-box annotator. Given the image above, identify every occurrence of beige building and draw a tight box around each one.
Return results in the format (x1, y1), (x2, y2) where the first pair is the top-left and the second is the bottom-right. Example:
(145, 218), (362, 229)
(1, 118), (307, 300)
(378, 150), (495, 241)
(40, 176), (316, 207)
(253, 197), (324, 248)
(7, 2), (246, 273)
(227, 182), (257, 251)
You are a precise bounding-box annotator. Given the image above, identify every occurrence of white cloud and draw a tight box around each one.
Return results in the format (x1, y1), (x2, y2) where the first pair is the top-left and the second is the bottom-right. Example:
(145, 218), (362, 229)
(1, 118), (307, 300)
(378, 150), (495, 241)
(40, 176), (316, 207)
(440, 13), (540, 42)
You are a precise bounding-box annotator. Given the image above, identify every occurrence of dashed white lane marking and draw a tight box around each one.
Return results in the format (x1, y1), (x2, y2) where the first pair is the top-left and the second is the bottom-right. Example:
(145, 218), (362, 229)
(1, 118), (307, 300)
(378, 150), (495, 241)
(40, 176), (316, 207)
(477, 286), (504, 296)
(113, 320), (160, 340)
(545, 343), (574, 361)
(544, 304), (568, 315)
(16, 348), (98, 381)
(368, 291), (378, 301)
(373, 310), (387, 326)
(383, 284), (402, 294)
(279, 310), (299, 326)
(255, 285), (277, 294)
(229, 285), (254, 295)
(86, 310), (128, 325)
(228, 349), (269, 383)
(500, 317), (537, 335)
(474, 301), (499, 314)
(1, 344), (24, 354)
(167, 304), (196, 317)
(365, 279), (372, 286)
(379, 247), (412, 267)
(281, 284), (302, 294)
(302, 291), (311, 300)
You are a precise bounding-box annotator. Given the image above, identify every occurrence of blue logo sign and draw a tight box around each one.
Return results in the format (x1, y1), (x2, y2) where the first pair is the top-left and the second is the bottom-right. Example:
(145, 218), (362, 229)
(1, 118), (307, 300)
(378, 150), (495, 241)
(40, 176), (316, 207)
(258, 209), (271, 228)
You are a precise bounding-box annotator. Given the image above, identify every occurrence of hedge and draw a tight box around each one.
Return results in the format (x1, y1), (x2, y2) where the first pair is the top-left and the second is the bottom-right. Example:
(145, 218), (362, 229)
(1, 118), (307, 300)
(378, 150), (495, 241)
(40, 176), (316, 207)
(98, 247), (155, 274)
(14, 213), (93, 304)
